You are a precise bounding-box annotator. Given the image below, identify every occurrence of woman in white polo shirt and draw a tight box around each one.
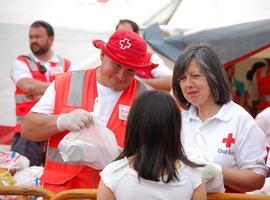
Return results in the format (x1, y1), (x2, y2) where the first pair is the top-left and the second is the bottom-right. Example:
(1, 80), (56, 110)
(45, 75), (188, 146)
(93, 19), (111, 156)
(172, 44), (267, 193)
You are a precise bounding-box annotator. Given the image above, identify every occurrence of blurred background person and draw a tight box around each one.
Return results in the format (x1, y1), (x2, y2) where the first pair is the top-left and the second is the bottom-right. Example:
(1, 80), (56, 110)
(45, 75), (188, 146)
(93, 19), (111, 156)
(255, 107), (270, 171)
(225, 64), (251, 113)
(10, 20), (71, 166)
(249, 59), (270, 116)
(246, 62), (266, 83)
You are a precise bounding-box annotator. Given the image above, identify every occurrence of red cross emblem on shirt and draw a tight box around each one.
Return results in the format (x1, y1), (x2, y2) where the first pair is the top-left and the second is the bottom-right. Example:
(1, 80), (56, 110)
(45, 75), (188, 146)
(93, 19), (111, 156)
(222, 133), (235, 148)
(119, 38), (131, 49)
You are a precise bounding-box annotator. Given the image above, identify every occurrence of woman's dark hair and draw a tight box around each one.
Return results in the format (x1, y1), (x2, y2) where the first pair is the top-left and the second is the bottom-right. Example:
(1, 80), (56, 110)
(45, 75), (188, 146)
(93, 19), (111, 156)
(172, 44), (232, 110)
(115, 19), (140, 33)
(30, 20), (54, 37)
(118, 91), (203, 183)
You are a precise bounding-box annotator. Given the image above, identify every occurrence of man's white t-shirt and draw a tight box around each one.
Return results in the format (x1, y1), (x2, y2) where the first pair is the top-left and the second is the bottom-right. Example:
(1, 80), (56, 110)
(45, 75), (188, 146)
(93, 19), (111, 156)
(94, 82), (122, 125)
(31, 81), (122, 126)
(100, 157), (202, 200)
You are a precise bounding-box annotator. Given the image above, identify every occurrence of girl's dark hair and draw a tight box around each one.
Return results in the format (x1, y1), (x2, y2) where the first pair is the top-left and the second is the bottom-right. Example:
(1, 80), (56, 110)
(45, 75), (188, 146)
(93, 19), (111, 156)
(118, 91), (203, 183)
(31, 20), (54, 37)
(115, 19), (140, 33)
(172, 44), (232, 110)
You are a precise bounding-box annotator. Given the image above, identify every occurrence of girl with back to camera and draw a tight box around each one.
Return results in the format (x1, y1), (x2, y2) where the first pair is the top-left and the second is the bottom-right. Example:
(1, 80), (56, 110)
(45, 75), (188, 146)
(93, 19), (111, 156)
(172, 44), (266, 192)
(97, 91), (207, 200)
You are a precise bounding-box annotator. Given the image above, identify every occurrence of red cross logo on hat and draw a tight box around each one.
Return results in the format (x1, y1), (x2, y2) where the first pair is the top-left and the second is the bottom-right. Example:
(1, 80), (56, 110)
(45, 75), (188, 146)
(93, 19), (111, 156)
(119, 38), (131, 50)
(222, 133), (235, 148)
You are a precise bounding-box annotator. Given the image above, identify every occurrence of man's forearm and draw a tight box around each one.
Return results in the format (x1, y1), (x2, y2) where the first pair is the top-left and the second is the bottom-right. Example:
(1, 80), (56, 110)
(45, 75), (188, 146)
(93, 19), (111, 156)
(142, 76), (172, 91)
(21, 112), (59, 141)
(17, 78), (50, 96)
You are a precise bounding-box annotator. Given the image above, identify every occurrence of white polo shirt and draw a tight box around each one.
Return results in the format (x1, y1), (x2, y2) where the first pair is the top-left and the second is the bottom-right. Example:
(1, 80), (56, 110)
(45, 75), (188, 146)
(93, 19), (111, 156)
(255, 107), (270, 147)
(181, 101), (267, 176)
(255, 107), (270, 168)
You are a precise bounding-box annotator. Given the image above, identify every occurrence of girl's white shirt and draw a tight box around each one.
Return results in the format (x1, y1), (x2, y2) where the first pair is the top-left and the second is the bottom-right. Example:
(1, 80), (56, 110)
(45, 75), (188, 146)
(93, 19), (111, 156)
(100, 157), (202, 200)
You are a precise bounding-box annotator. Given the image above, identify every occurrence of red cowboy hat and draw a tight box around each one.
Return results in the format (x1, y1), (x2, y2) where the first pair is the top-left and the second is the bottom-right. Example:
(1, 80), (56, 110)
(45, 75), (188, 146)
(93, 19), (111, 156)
(92, 30), (158, 70)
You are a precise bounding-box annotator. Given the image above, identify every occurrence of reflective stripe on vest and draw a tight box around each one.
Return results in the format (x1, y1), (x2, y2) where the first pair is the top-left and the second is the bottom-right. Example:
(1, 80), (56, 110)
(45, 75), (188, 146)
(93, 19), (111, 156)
(260, 95), (270, 102)
(16, 116), (24, 124)
(46, 146), (84, 166)
(25, 54), (39, 71)
(15, 94), (33, 103)
(67, 71), (86, 106)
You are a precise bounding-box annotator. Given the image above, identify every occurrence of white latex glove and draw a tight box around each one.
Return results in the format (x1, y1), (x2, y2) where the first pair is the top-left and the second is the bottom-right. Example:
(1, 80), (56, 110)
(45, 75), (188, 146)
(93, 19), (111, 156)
(187, 151), (224, 192)
(56, 109), (94, 131)
(198, 162), (222, 183)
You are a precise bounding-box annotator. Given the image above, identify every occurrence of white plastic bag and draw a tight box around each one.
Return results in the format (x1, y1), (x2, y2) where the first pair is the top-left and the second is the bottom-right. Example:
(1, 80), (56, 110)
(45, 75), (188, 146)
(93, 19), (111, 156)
(0, 151), (29, 171)
(13, 166), (43, 186)
(58, 114), (121, 170)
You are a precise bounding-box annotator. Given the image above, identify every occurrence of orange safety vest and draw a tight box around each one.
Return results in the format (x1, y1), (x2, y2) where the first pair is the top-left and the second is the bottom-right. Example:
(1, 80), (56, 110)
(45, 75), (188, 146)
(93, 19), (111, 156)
(42, 69), (146, 192)
(14, 55), (70, 133)
(135, 52), (157, 78)
(256, 66), (270, 111)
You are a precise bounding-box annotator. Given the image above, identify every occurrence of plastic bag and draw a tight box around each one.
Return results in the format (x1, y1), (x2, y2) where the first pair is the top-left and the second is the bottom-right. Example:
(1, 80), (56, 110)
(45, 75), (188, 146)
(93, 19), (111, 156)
(0, 168), (15, 186)
(58, 114), (121, 170)
(0, 151), (31, 200)
(0, 151), (29, 171)
(13, 166), (43, 186)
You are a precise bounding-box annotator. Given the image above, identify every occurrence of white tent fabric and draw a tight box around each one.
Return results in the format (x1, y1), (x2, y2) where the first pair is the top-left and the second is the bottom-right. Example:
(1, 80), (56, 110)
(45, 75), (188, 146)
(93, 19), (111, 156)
(0, 0), (179, 126)
(2, 0), (269, 126)
(168, 0), (270, 31)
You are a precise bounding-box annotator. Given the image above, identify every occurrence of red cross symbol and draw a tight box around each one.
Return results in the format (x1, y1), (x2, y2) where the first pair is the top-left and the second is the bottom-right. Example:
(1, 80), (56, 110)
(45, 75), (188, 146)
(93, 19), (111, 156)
(119, 38), (131, 49)
(222, 133), (235, 148)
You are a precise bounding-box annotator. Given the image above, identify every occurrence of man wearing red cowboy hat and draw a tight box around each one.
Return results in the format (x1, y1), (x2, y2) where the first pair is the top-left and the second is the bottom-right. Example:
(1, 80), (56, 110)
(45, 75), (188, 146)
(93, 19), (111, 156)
(21, 30), (157, 192)
(116, 19), (172, 91)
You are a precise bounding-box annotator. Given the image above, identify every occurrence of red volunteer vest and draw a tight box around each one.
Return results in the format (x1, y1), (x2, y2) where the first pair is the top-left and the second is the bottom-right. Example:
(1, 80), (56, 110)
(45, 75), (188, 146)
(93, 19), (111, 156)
(256, 66), (270, 111)
(135, 52), (157, 78)
(42, 69), (141, 192)
(14, 55), (70, 132)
